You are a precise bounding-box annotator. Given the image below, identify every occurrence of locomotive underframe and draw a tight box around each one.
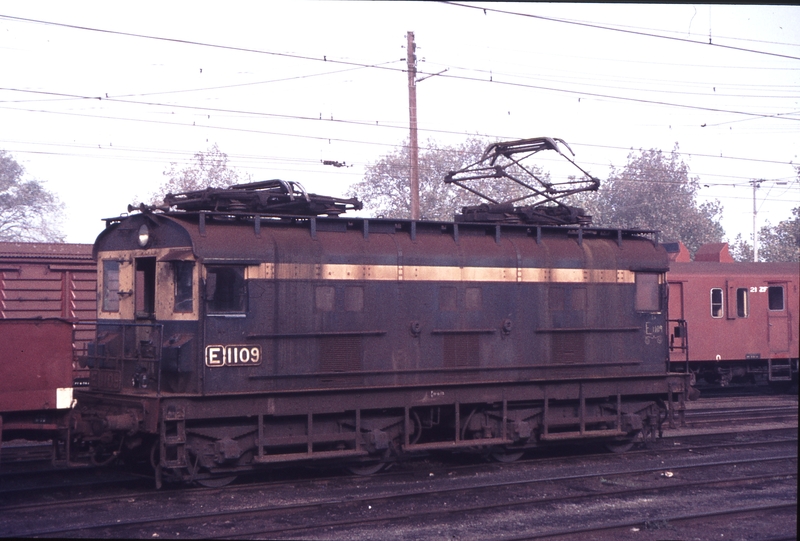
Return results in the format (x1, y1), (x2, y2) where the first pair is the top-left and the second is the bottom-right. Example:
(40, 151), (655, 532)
(75, 372), (687, 484)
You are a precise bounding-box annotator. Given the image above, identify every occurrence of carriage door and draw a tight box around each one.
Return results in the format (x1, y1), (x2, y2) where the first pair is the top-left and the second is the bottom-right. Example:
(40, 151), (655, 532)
(668, 281), (687, 364)
(767, 283), (790, 354)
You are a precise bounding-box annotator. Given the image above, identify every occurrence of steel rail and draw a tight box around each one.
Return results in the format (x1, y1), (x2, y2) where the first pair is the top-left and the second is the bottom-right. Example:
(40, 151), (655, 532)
(10, 450), (796, 538)
(214, 469), (800, 539)
(498, 503), (799, 541)
(1, 431), (795, 513)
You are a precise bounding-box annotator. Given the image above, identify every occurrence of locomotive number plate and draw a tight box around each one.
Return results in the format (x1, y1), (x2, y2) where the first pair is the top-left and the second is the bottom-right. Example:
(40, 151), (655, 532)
(205, 345), (262, 367)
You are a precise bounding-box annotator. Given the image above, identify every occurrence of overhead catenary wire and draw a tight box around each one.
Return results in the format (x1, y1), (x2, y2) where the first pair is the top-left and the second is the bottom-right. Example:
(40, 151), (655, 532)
(0, 14), (796, 122)
(442, 2), (800, 61)
(1, 9), (795, 246)
(5, 137), (797, 197)
(1, 19), (795, 164)
(1, 92), (796, 171)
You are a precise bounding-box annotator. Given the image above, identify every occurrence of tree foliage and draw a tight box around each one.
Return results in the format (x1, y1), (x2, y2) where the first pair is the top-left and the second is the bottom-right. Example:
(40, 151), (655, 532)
(348, 138), (541, 221)
(149, 143), (250, 205)
(730, 206), (800, 263)
(571, 145), (724, 256)
(730, 167), (800, 263)
(0, 150), (65, 242)
(729, 233), (754, 263)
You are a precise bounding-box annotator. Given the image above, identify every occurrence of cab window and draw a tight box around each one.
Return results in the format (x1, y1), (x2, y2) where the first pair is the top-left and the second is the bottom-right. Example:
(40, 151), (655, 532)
(102, 260), (120, 312)
(206, 266), (246, 313)
(173, 261), (194, 313)
(635, 273), (661, 312)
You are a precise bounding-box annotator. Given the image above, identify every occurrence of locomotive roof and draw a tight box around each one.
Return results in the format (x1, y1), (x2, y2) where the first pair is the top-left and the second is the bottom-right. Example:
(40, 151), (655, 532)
(94, 166), (665, 269)
(101, 208), (662, 241)
(96, 209), (667, 270)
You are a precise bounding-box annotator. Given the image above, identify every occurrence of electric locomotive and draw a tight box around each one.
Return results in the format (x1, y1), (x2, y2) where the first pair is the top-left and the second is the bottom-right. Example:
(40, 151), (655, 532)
(74, 138), (692, 486)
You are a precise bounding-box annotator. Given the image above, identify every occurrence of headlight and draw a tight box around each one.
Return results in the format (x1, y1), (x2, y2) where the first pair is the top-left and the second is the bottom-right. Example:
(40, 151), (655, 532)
(137, 224), (150, 247)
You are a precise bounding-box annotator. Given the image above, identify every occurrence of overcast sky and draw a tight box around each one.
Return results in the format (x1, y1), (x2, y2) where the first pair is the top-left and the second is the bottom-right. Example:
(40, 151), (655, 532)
(1, 2), (798, 244)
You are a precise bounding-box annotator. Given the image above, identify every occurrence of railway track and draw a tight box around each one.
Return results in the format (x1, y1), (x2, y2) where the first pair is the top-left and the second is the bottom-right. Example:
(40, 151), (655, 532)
(1, 429), (795, 539)
(1, 428), (794, 511)
(676, 395), (798, 433)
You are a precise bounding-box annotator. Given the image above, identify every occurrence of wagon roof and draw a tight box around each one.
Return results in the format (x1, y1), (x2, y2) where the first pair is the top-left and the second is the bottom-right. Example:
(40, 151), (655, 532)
(0, 241), (94, 260)
(669, 260), (800, 278)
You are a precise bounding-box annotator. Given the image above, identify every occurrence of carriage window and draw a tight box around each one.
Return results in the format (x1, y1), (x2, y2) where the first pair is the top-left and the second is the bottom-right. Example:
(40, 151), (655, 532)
(768, 286), (784, 311)
(710, 288), (723, 318)
(173, 261), (194, 313)
(736, 288), (748, 318)
(206, 266), (246, 313)
(635, 273), (660, 312)
(102, 260), (120, 312)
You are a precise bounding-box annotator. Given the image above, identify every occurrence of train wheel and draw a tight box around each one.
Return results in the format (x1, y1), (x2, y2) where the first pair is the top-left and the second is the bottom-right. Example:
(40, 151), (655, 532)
(346, 460), (386, 476)
(345, 446), (391, 476)
(605, 432), (640, 454)
(196, 475), (238, 488)
(490, 447), (525, 463)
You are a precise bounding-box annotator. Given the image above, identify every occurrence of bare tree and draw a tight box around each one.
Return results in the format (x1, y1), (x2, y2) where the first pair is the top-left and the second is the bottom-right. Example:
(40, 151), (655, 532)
(348, 138), (543, 221)
(148, 144), (250, 205)
(0, 150), (64, 242)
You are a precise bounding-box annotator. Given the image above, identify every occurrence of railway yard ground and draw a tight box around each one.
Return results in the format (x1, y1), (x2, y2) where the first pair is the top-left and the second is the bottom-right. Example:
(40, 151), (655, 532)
(0, 393), (796, 540)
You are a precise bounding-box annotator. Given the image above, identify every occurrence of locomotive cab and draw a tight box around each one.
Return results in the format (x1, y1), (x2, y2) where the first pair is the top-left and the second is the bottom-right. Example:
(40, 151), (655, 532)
(86, 215), (202, 396)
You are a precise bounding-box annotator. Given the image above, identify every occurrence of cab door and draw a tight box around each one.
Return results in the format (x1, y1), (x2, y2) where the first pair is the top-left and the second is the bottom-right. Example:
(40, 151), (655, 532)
(134, 256), (158, 356)
(135, 257), (156, 318)
(668, 281), (687, 364)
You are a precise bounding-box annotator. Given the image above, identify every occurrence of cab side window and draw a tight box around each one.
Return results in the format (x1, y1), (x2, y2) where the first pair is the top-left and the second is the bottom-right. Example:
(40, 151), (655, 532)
(206, 266), (246, 313)
(635, 273), (661, 312)
(173, 261), (194, 313)
(102, 260), (120, 312)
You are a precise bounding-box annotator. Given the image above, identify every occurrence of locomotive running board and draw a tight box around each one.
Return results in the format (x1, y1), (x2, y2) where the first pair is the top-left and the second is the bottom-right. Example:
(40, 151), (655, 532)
(539, 429), (626, 441)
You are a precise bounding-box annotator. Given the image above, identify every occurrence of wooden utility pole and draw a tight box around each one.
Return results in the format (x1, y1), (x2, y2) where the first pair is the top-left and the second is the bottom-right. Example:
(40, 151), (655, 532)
(406, 31), (420, 220)
(752, 179), (760, 262)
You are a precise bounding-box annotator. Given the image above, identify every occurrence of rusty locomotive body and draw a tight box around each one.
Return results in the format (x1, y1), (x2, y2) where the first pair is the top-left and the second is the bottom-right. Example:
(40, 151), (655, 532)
(666, 243), (798, 386)
(72, 176), (691, 486)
